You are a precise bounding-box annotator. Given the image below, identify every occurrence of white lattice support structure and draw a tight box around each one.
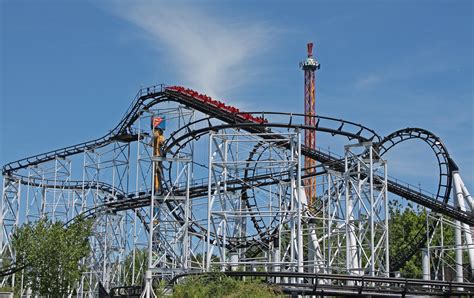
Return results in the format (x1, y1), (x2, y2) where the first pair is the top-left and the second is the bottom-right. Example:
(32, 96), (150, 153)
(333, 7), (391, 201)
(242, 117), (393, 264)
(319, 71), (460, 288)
(2, 156), (75, 291)
(25, 157), (73, 222)
(324, 170), (346, 274)
(3, 84), (472, 296)
(324, 142), (389, 277)
(130, 118), (154, 288)
(345, 142), (389, 276)
(205, 130), (303, 274)
(0, 176), (21, 287)
(142, 156), (192, 298)
(79, 140), (132, 295)
(424, 212), (473, 283)
(306, 172), (329, 274)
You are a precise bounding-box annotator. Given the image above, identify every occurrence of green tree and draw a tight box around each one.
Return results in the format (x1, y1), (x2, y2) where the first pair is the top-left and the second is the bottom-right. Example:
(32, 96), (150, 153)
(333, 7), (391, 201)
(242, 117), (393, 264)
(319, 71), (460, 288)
(388, 201), (454, 278)
(123, 248), (148, 285)
(12, 216), (93, 296)
(388, 201), (426, 278)
(171, 273), (282, 298)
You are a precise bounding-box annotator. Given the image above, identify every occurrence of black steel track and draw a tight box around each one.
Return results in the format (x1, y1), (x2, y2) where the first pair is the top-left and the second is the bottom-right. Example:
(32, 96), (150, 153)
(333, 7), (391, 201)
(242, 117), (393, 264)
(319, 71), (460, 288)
(2, 86), (380, 175)
(377, 128), (453, 205)
(69, 165), (329, 251)
(377, 128), (457, 271)
(160, 105), (471, 270)
(162, 120), (472, 225)
(2, 85), (472, 277)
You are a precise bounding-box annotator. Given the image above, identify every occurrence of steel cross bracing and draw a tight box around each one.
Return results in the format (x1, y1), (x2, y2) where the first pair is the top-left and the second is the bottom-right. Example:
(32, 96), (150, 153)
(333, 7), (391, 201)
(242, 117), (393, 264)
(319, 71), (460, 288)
(205, 131), (304, 275)
(423, 213), (473, 283)
(3, 88), (469, 225)
(302, 142), (390, 278)
(79, 141), (132, 294)
(142, 155), (192, 297)
(1, 85), (473, 295)
(160, 116), (472, 226)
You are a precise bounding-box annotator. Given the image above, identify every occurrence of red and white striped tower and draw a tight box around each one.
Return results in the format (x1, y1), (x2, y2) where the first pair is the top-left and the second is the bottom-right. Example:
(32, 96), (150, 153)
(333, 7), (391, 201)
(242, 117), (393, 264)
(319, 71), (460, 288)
(300, 42), (320, 205)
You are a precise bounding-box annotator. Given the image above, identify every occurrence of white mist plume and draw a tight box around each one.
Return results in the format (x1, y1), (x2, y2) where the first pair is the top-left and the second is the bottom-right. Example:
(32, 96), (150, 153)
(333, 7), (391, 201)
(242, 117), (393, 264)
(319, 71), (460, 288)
(110, 2), (271, 99)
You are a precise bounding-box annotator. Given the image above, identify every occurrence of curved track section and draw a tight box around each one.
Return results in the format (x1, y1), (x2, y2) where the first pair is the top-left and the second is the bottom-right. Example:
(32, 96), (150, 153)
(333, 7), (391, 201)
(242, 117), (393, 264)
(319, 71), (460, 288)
(377, 128), (456, 271)
(378, 127), (453, 204)
(2, 84), (472, 289)
(2, 86), (471, 241)
(161, 117), (471, 225)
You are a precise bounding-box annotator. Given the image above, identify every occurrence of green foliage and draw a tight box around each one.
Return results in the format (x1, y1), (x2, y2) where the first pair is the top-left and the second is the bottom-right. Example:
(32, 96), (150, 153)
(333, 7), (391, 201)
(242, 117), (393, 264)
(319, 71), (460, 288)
(123, 248), (148, 285)
(388, 201), (454, 278)
(171, 273), (282, 298)
(0, 286), (13, 293)
(12, 216), (93, 296)
(389, 201), (426, 278)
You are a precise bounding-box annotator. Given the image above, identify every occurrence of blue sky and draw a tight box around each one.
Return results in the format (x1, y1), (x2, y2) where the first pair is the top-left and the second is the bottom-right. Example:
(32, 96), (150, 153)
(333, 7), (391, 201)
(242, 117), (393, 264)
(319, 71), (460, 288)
(1, 0), (472, 193)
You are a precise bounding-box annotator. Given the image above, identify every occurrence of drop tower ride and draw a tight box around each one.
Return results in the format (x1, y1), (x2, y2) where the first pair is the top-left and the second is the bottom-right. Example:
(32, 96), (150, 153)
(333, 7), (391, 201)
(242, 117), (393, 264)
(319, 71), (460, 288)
(300, 42), (320, 205)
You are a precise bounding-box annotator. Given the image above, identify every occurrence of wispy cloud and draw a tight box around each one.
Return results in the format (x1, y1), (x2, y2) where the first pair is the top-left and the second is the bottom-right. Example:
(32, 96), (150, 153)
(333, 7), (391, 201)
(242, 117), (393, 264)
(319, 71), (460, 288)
(108, 1), (272, 99)
(353, 44), (464, 91)
(355, 74), (382, 89)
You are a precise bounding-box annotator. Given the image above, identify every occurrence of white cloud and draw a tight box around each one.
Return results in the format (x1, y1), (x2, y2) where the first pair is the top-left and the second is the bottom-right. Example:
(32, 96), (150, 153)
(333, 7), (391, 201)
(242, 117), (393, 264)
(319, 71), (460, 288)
(355, 74), (382, 89)
(353, 45), (460, 91)
(109, 1), (271, 99)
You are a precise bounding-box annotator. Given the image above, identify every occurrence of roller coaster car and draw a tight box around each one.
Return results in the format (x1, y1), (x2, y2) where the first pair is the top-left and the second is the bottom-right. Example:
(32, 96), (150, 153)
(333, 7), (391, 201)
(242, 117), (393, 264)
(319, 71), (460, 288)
(166, 86), (268, 125)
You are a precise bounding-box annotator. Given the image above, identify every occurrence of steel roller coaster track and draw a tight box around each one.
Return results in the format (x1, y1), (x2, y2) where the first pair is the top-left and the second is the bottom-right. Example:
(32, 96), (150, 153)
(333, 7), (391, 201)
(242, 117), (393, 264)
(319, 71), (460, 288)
(1, 84), (471, 280)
